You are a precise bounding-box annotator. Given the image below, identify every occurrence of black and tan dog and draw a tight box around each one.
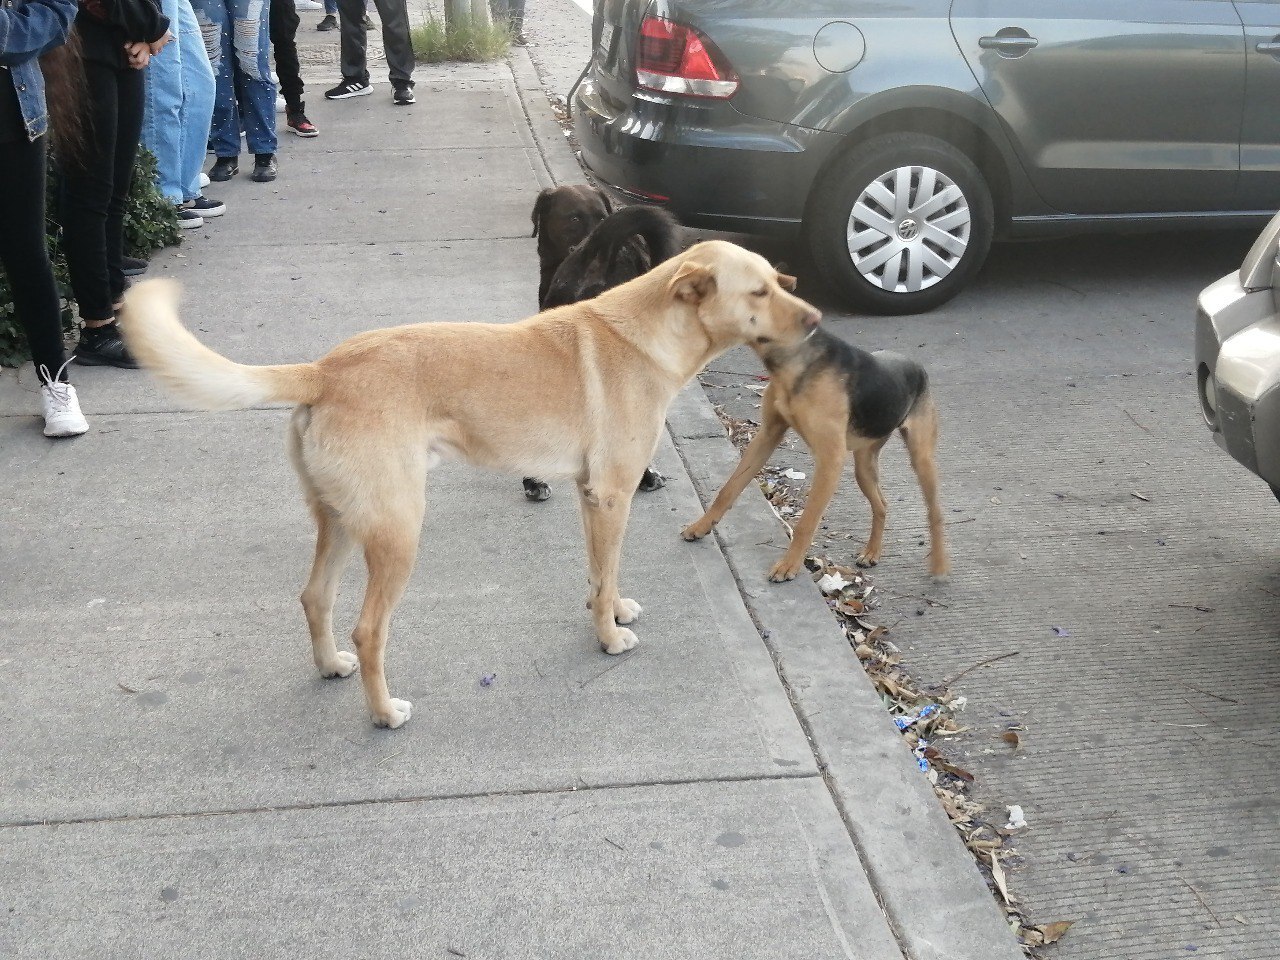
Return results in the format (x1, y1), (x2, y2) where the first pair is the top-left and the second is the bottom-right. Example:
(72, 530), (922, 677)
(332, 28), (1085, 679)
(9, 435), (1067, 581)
(524, 199), (684, 501)
(531, 184), (614, 307)
(682, 329), (949, 582)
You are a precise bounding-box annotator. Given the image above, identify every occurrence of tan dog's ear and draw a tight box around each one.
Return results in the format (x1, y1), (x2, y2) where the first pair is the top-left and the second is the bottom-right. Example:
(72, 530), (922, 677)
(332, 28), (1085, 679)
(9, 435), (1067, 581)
(531, 188), (553, 237)
(776, 271), (797, 291)
(668, 261), (716, 304)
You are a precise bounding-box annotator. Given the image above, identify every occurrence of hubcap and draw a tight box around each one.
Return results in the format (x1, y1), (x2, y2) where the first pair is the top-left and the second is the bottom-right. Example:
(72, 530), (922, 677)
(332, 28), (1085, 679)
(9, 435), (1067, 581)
(846, 165), (971, 293)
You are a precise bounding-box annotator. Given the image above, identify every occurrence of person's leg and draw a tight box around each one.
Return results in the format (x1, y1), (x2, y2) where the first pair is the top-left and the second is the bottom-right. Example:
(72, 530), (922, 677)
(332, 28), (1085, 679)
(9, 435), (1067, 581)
(106, 66), (146, 311)
(141, 0), (187, 205)
(0, 138), (69, 379)
(336, 0), (370, 85)
(60, 60), (119, 326)
(230, 0), (278, 157)
(269, 0), (303, 111)
(177, 0), (217, 202)
(192, 0), (240, 160)
(370, 0), (414, 87)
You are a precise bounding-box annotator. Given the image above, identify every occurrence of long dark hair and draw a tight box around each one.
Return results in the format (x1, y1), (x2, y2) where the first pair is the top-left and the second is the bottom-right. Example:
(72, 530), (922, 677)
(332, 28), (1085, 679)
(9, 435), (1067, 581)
(39, 26), (87, 162)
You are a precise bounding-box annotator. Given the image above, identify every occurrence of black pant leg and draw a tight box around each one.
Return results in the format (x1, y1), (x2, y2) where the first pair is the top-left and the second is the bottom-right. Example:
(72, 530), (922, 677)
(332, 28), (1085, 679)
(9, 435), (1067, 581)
(270, 0), (304, 109)
(337, 0), (370, 84)
(0, 136), (68, 379)
(60, 60), (118, 323)
(107, 67), (145, 306)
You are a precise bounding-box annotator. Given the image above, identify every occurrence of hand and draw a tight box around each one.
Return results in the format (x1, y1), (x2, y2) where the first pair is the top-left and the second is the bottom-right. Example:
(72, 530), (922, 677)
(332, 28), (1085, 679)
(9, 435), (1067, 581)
(149, 31), (174, 55)
(125, 41), (151, 69)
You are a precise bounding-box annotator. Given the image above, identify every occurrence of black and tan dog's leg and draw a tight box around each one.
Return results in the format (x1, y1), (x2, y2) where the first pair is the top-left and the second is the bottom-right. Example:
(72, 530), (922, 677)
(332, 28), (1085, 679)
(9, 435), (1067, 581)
(852, 439), (890, 568)
(579, 478), (641, 654)
(523, 477), (553, 501)
(768, 421), (847, 582)
(901, 398), (950, 577)
(301, 503), (359, 679)
(682, 397), (788, 542)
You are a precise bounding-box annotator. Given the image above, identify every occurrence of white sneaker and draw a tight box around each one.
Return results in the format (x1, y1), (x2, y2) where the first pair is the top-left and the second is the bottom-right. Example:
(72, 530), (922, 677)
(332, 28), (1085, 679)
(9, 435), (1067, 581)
(294, 0), (321, 9)
(39, 378), (88, 438)
(200, 172), (210, 188)
(276, 95), (287, 113)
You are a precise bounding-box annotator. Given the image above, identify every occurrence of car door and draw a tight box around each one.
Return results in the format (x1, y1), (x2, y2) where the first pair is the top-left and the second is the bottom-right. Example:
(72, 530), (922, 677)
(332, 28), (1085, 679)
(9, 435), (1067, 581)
(1234, 0), (1280, 209)
(949, 0), (1245, 214)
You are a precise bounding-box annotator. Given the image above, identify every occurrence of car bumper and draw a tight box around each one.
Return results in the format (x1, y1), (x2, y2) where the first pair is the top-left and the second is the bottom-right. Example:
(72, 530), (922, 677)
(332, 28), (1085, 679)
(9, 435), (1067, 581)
(1196, 273), (1280, 487)
(573, 77), (843, 238)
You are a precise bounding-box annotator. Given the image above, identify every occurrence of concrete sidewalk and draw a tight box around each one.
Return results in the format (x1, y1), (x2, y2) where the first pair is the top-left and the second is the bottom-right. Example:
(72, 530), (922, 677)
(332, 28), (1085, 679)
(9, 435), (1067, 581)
(0, 34), (1019, 960)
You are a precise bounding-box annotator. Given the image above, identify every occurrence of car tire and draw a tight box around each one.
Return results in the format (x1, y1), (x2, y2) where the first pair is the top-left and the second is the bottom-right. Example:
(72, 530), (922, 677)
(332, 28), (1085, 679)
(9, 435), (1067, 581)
(807, 133), (995, 315)
(1271, 484), (1280, 505)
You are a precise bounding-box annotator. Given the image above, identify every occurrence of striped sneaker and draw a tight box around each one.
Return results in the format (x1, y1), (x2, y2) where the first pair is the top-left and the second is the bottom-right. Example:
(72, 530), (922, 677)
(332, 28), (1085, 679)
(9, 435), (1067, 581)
(325, 78), (372, 100)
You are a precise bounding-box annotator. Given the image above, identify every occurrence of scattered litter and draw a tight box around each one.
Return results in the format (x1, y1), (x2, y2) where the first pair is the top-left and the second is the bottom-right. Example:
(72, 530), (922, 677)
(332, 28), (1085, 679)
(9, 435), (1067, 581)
(895, 704), (940, 731)
(87, 598), (105, 608)
(950, 696), (968, 711)
(1131, 492), (1151, 502)
(1035, 921), (1074, 945)
(479, 673), (496, 687)
(116, 682), (137, 694)
(781, 468), (806, 480)
(1001, 731), (1022, 751)
(744, 383), (767, 394)
(817, 572), (850, 594)
(1051, 625), (1069, 637)
(1005, 805), (1028, 830)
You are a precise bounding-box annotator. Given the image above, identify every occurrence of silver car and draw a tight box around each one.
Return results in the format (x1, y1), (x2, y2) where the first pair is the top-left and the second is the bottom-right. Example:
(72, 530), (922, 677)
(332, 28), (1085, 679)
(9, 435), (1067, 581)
(1197, 212), (1280, 499)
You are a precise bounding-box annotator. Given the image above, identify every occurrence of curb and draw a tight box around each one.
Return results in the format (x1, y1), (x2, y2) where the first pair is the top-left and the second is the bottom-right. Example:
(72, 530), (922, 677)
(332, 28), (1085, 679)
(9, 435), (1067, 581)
(511, 45), (1024, 960)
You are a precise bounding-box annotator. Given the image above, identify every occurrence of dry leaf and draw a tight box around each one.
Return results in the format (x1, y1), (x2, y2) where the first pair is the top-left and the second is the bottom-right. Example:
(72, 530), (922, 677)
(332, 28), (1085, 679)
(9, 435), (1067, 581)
(1037, 920), (1075, 944)
(117, 682), (137, 694)
(989, 853), (1014, 904)
(1001, 731), (1021, 751)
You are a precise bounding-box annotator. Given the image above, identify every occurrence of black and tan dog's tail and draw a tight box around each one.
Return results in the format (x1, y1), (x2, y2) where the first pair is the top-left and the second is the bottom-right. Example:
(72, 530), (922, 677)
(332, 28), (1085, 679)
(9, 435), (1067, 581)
(119, 279), (323, 410)
(596, 205), (683, 272)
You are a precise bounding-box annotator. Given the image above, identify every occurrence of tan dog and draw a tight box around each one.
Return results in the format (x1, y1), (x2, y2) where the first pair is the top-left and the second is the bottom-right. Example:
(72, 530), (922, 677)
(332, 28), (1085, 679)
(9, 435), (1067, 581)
(120, 241), (821, 729)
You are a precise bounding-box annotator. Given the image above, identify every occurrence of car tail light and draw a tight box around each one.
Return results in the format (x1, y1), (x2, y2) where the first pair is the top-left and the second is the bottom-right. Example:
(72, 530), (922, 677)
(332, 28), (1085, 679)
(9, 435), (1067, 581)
(635, 16), (739, 99)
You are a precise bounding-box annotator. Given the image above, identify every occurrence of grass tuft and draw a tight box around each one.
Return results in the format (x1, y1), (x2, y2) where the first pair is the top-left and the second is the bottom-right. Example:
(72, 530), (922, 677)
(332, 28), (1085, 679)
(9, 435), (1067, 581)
(410, 12), (512, 63)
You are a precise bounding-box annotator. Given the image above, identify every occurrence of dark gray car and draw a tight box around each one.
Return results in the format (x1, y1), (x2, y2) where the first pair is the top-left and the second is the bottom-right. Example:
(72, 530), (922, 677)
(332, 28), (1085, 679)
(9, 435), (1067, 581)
(574, 0), (1280, 313)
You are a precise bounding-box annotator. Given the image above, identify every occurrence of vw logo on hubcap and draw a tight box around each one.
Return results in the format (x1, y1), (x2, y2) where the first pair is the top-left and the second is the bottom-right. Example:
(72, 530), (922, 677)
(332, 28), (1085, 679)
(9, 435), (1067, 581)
(897, 218), (919, 241)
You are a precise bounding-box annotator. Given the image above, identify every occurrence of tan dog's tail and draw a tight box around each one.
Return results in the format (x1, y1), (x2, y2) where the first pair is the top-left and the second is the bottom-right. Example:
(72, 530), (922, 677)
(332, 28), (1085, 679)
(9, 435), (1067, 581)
(119, 279), (322, 410)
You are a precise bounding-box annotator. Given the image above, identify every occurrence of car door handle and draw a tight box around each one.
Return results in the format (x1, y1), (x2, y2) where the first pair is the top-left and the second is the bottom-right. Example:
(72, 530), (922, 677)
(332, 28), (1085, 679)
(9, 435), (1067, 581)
(979, 32), (1039, 57)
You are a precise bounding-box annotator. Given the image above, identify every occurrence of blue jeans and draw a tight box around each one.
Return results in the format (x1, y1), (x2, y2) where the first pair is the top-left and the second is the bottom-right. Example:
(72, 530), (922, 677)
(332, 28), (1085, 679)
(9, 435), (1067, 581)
(142, 0), (216, 204)
(192, 0), (277, 158)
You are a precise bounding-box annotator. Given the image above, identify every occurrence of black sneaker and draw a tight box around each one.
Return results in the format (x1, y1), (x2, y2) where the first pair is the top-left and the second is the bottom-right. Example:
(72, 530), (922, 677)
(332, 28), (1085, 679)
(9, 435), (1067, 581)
(74, 322), (139, 369)
(362, 13), (373, 28)
(287, 105), (319, 138)
(325, 78), (372, 100)
(122, 256), (148, 277)
(209, 157), (238, 181)
(316, 13), (336, 30)
(251, 153), (277, 183)
(176, 208), (204, 229)
(392, 82), (415, 106)
(189, 195), (226, 217)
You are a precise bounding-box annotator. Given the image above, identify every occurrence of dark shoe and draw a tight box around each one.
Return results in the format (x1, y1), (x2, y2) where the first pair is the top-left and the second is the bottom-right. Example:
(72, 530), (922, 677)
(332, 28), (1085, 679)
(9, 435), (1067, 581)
(325, 77), (372, 100)
(392, 82), (415, 106)
(362, 13), (373, 28)
(522, 477), (552, 502)
(637, 467), (666, 492)
(74, 322), (139, 369)
(250, 153), (278, 182)
(316, 13), (337, 30)
(121, 256), (148, 277)
(176, 208), (204, 229)
(189, 195), (226, 217)
(512, 32), (527, 45)
(287, 105), (319, 138)
(209, 156), (238, 181)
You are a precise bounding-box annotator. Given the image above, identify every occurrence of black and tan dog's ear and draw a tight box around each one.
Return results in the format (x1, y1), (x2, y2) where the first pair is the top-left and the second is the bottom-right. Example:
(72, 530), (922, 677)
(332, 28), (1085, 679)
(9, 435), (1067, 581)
(776, 271), (797, 291)
(531, 188), (553, 237)
(668, 261), (716, 304)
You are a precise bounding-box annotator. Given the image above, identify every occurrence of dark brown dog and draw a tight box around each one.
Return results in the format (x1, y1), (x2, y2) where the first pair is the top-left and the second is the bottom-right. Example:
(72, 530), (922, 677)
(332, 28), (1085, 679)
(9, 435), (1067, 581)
(531, 185), (614, 307)
(682, 329), (949, 583)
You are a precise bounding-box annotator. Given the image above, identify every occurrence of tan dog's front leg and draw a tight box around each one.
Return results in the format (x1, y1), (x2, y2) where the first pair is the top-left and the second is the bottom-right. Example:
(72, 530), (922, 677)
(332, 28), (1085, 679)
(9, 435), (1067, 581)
(768, 433), (847, 582)
(682, 397), (788, 541)
(579, 482), (640, 654)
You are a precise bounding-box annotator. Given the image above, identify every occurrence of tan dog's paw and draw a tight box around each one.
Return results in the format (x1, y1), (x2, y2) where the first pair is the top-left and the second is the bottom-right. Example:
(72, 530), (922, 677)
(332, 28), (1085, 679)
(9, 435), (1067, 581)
(317, 651), (358, 679)
(600, 627), (639, 655)
(855, 550), (880, 569)
(680, 519), (712, 541)
(768, 556), (805, 582)
(928, 551), (951, 580)
(371, 698), (413, 729)
(614, 598), (642, 624)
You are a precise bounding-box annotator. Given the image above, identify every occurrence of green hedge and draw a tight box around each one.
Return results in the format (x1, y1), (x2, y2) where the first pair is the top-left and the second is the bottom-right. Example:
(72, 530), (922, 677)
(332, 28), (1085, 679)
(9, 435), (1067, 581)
(0, 148), (181, 368)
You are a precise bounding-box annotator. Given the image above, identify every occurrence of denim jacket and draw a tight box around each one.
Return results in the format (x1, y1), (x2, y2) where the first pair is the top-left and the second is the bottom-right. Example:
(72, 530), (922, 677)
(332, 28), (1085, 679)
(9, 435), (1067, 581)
(0, 0), (79, 140)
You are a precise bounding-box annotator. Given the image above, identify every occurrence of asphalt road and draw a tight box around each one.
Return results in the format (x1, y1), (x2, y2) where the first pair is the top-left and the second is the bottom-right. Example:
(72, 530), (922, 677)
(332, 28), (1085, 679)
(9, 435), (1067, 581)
(521, 2), (1280, 957)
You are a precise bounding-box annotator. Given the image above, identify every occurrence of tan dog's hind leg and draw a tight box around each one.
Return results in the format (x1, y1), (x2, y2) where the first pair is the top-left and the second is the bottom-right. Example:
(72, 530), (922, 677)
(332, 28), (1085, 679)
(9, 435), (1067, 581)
(852, 440), (890, 568)
(768, 420), (847, 582)
(902, 398), (950, 578)
(682, 395), (788, 542)
(301, 503), (358, 678)
(579, 479), (640, 655)
(350, 524), (420, 728)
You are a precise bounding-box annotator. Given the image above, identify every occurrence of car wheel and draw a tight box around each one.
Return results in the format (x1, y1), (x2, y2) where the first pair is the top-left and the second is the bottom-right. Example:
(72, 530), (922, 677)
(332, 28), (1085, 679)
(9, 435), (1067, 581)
(1271, 484), (1280, 505)
(808, 133), (995, 315)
